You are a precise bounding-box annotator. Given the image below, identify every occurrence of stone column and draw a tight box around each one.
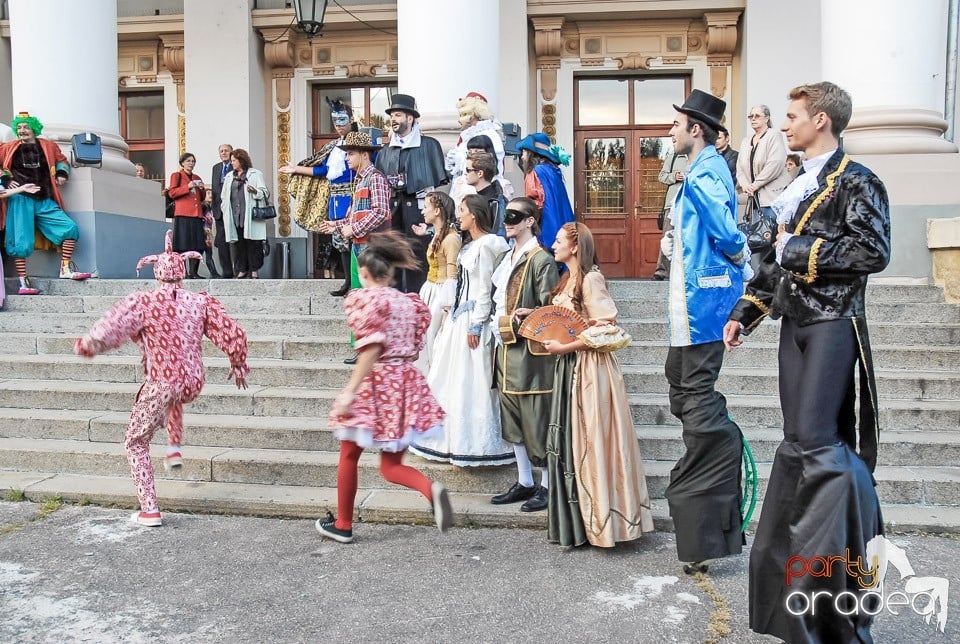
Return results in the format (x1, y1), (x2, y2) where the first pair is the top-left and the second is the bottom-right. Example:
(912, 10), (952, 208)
(184, 0), (268, 179)
(6, 0), (166, 278)
(821, 0), (955, 154)
(9, 0), (132, 173)
(396, 0), (500, 149)
(821, 0), (960, 280)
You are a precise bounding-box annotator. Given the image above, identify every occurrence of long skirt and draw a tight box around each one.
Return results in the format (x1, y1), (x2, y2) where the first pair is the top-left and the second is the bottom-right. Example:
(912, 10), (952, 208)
(409, 313), (514, 467)
(548, 351), (654, 547)
(547, 353), (587, 546)
(172, 216), (206, 254)
(413, 280), (445, 376)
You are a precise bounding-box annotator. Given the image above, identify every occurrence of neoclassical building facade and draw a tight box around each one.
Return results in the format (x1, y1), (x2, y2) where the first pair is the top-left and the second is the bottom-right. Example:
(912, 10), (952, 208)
(1, 0), (958, 286)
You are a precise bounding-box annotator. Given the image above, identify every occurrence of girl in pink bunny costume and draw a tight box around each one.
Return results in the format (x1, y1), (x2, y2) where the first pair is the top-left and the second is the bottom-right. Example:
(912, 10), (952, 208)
(75, 230), (249, 527)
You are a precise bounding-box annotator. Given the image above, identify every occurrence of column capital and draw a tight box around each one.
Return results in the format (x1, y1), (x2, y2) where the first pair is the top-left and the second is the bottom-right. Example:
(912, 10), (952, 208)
(531, 16), (564, 68)
(259, 28), (296, 78)
(704, 11), (740, 64)
(160, 34), (185, 81)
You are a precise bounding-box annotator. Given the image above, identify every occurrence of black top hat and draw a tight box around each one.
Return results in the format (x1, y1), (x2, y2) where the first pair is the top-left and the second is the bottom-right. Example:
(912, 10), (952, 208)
(673, 89), (727, 133)
(385, 94), (420, 119)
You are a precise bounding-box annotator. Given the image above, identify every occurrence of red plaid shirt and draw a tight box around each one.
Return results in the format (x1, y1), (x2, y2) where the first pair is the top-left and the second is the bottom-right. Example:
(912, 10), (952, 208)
(338, 163), (390, 241)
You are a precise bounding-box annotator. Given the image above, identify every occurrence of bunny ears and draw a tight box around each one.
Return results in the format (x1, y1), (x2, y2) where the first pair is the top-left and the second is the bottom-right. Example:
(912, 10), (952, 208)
(136, 230), (201, 282)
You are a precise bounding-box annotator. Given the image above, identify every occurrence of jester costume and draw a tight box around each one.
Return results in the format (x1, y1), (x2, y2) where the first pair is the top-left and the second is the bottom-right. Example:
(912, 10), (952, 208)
(75, 231), (249, 527)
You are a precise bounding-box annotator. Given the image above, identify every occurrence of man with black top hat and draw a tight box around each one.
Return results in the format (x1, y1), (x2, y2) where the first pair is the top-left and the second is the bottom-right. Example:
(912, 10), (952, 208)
(489, 196), (559, 512)
(660, 89), (752, 575)
(375, 94), (448, 293)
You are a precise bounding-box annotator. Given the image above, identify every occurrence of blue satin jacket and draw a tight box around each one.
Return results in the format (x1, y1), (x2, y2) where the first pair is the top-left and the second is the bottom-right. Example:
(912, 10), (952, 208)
(667, 145), (747, 346)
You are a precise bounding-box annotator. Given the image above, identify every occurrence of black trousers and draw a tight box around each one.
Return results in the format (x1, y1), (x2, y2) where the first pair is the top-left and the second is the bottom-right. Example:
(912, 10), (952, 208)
(779, 317), (858, 449)
(663, 340), (743, 562)
(232, 227), (264, 275)
(749, 317), (882, 643)
(390, 194), (428, 293)
(213, 216), (234, 278)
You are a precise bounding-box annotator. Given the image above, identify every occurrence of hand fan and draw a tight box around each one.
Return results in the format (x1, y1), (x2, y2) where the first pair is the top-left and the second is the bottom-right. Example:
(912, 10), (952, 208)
(517, 305), (589, 344)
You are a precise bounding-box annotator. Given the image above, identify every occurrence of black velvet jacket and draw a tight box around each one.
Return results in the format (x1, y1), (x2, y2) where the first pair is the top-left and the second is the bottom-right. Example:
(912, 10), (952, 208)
(729, 149), (891, 332)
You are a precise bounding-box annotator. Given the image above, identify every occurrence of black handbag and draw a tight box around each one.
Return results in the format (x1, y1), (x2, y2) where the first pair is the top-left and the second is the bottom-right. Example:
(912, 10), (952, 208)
(739, 195), (776, 251)
(252, 190), (277, 221)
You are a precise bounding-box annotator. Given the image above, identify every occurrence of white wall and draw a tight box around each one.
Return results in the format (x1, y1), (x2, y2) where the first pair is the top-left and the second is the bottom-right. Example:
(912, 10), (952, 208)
(184, 0), (267, 176)
(498, 0), (529, 134)
(740, 0), (822, 138)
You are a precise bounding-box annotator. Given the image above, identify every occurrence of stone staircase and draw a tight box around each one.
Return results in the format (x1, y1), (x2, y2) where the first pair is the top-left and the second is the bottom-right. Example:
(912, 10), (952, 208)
(1, 278), (959, 533)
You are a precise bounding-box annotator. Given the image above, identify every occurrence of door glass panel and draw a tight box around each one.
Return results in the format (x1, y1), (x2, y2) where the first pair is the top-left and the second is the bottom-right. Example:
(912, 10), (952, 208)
(639, 137), (673, 213)
(578, 79), (629, 125)
(583, 138), (626, 214)
(368, 86), (394, 134)
(124, 93), (164, 140)
(634, 78), (687, 124)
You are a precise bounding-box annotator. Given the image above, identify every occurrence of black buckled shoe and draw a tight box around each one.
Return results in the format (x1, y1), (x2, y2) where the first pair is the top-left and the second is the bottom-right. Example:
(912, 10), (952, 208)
(519, 486), (548, 512)
(330, 284), (351, 297)
(343, 352), (358, 365)
(490, 482), (538, 505)
(683, 560), (711, 575)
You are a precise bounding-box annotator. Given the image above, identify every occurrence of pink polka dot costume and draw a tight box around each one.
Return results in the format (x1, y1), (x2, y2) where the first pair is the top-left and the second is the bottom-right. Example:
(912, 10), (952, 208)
(75, 231), (249, 522)
(329, 286), (445, 451)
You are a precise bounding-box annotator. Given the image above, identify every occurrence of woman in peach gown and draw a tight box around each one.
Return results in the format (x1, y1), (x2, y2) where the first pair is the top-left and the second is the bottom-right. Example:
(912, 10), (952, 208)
(542, 222), (654, 547)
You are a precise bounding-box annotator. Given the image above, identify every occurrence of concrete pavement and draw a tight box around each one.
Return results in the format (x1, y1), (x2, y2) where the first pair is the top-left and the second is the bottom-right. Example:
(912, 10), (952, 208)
(1, 500), (957, 643)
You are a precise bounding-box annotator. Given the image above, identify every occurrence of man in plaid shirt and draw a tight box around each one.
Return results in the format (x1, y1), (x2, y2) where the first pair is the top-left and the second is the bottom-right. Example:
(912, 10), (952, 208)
(321, 130), (390, 251)
(320, 130), (391, 364)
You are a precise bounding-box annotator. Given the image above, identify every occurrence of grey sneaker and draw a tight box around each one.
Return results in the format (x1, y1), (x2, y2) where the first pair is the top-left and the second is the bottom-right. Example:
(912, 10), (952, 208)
(431, 482), (453, 532)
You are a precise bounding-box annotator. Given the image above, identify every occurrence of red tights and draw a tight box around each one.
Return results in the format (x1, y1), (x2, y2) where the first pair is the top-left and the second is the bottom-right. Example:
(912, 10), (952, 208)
(335, 441), (433, 531)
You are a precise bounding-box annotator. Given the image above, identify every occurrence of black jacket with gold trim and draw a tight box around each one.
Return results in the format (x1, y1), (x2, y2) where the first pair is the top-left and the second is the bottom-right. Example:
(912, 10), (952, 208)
(496, 246), (559, 395)
(729, 149), (890, 332)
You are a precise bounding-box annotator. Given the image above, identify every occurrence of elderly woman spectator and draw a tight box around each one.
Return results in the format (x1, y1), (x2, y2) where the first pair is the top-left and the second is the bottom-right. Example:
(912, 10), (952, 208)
(167, 152), (207, 279)
(736, 105), (791, 220)
(220, 148), (269, 279)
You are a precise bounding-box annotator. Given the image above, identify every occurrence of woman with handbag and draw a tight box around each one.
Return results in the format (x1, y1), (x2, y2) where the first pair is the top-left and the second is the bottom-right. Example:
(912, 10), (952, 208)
(541, 222), (654, 548)
(221, 148), (269, 278)
(736, 105), (791, 224)
(167, 152), (207, 279)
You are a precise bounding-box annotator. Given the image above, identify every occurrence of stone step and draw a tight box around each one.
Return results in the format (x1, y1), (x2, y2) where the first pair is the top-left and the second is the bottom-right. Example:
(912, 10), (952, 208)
(5, 332), (960, 372)
(1, 408), (957, 467)
(2, 311), (960, 346)
(1, 437), (958, 506)
(0, 312), (352, 337)
(3, 469), (959, 534)
(5, 291), (957, 323)
(1, 379), (957, 430)
(0, 332), (353, 362)
(6, 277), (948, 305)
(3, 354), (959, 400)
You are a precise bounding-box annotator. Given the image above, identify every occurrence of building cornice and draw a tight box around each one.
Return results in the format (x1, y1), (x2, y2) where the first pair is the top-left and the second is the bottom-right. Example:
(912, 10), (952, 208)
(527, 0), (744, 20)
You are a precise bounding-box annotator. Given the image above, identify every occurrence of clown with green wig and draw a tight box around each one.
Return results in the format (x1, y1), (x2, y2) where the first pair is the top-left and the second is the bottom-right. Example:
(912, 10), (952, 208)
(0, 111), (92, 295)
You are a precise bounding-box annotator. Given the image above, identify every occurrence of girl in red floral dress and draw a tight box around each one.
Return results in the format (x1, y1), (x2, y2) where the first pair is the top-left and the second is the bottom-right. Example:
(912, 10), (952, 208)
(318, 231), (452, 543)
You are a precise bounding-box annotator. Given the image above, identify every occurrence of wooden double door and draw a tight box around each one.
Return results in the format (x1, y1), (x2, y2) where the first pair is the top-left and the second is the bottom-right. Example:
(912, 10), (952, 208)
(574, 130), (674, 278)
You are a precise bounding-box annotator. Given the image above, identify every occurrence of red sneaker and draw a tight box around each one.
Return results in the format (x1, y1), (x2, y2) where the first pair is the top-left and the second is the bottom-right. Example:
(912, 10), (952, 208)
(18, 287), (40, 295)
(164, 451), (183, 471)
(130, 511), (162, 527)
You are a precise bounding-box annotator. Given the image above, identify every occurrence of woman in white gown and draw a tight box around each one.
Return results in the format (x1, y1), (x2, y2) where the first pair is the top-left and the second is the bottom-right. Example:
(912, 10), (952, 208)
(410, 194), (515, 467)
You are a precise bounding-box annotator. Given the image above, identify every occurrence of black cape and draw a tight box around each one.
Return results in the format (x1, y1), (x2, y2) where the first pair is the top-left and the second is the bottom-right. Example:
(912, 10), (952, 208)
(375, 136), (448, 195)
